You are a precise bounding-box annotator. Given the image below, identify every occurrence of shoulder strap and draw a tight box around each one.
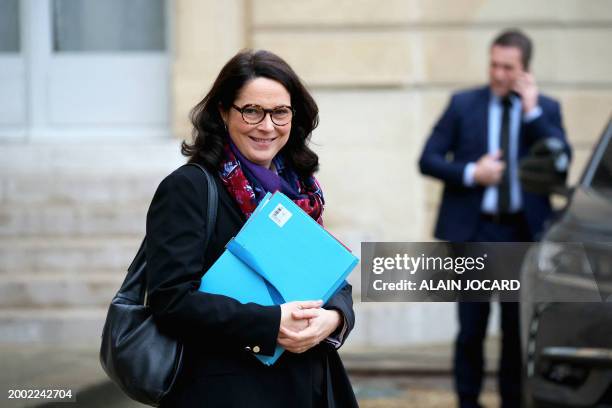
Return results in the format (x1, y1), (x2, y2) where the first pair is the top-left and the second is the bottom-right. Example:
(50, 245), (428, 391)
(141, 164), (219, 306)
(185, 163), (218, 249)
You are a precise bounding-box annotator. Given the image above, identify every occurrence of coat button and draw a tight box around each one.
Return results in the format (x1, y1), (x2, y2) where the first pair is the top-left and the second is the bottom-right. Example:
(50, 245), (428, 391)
(253, 346), (260, 353)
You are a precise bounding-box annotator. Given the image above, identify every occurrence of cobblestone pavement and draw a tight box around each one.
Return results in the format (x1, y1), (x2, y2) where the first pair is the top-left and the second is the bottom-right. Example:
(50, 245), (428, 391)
(353, 375), (499, 408)
(1, 342), (502, 407)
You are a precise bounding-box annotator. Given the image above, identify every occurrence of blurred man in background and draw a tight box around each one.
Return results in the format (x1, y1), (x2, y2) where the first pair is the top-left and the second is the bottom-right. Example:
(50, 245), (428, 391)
(419, 29), (571, 408)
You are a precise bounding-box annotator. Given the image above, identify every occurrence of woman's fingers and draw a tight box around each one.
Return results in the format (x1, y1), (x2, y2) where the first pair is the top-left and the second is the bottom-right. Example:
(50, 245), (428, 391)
(295, 300), (323, 310)
(292, 308), (319, 320)
(279, 325), (303, 339)
(279, 327), (318, 347)
(281, 325), (310, 340)
(277, 301), (328, 353)
(281, 325), (320, 346)
(280, 300), (322, 323)
(278, 337), (317, 354)
(278, 336), (305, 351)
(286, 317), (310, 332)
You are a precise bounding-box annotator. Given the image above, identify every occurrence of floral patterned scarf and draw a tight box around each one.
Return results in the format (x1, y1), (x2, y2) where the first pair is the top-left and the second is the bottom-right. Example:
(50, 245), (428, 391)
(218, 142), (324, 225)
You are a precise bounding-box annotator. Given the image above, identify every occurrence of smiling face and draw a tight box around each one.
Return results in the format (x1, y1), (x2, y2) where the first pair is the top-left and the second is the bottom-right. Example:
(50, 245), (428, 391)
(221, 77), (292, 169)
(489, 45), (525, 97)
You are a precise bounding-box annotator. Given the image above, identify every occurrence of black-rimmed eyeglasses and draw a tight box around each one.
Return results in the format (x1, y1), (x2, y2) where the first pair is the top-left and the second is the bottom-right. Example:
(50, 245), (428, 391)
(231, 104), (294, 126)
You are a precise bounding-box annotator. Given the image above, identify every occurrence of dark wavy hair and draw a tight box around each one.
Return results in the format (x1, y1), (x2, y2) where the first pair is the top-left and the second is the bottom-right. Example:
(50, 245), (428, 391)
(182, 49), (320, 178)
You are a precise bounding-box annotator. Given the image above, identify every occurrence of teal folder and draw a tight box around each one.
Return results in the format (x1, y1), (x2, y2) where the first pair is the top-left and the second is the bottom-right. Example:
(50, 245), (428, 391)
(199, 192), (358, 365)
(197, 250), (275, 306)
(226, 192), (358, 303)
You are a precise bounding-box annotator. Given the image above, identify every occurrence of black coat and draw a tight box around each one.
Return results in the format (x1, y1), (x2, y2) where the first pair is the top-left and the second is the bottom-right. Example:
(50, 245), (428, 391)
(145, 164), (358, 408)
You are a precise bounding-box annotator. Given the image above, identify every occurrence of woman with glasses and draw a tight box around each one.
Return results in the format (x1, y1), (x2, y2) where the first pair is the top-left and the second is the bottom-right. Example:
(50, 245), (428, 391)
(145, 50), (358, 407)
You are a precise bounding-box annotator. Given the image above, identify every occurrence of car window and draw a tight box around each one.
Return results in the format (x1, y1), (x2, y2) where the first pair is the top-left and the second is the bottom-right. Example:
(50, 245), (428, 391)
(590, 131), (612, 197)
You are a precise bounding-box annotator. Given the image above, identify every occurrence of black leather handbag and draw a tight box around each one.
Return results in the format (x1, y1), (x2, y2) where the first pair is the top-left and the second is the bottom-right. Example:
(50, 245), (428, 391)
(100, 163), (218, 406)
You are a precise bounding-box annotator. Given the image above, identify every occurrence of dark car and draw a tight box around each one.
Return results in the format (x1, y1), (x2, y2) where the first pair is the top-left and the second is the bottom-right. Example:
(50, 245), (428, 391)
(520, 118), (612, 407)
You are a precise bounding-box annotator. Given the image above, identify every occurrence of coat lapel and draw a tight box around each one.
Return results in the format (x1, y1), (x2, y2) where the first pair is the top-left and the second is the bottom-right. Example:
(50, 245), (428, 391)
(471, 87), (490, 156)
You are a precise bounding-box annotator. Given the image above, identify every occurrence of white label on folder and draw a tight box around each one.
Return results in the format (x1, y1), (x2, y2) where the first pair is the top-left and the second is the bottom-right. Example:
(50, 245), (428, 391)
(269, 203), (292, 227)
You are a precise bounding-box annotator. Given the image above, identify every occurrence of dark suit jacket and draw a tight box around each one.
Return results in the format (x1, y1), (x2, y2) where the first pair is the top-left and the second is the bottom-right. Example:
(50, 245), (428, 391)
(419, 86), (571, 242)
(145, 164), (357, 408)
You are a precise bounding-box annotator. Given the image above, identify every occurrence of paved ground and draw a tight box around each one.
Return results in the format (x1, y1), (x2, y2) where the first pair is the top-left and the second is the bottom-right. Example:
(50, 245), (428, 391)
(354, 375), (499, 408)
(0, 339), (501, 407)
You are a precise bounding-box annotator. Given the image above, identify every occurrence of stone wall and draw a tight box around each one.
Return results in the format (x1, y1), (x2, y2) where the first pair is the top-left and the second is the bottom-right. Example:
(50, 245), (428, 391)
(173, 0), (612, 245)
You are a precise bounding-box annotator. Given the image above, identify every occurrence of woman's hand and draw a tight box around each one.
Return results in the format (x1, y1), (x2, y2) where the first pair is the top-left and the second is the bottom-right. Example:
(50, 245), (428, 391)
(279, 300), (323, 333)
(278, 308), (341, 354)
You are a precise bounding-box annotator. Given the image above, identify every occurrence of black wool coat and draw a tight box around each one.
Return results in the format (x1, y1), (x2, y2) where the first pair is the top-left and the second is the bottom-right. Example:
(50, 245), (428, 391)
(145, 164), (358, 408)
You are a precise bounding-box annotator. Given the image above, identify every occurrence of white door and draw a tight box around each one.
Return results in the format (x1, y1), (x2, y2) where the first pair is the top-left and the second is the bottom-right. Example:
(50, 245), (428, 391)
(0, 0), (170, 142)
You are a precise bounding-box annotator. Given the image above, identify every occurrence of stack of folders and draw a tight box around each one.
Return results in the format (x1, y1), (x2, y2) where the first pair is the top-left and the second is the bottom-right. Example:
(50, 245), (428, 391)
(198, 191), (358, 365)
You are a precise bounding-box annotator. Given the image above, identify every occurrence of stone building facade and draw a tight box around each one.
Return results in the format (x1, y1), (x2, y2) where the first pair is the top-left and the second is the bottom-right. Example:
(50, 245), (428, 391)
(1, 0), (611, 347)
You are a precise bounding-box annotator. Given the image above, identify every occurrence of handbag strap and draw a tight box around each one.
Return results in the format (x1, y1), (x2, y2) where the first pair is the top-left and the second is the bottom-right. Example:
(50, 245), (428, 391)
(144, 163), (218, 306)
(185, 162), (219, 248)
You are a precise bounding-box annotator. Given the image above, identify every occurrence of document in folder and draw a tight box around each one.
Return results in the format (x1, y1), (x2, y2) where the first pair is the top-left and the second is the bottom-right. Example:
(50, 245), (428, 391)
(199, 192), (358, 366)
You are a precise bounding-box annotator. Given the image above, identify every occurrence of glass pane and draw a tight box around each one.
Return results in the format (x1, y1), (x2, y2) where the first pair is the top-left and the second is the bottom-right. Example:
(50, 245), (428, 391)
(52, 0), (166, 52)
(591, 133), (612, 197)
(0, 0), (20, 52)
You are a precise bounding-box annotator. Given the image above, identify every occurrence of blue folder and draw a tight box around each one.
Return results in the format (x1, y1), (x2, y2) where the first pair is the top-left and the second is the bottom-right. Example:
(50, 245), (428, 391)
(226, 192), (358, 303)
(197, 250), (275, 306)
(199, 192), (358, 365)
